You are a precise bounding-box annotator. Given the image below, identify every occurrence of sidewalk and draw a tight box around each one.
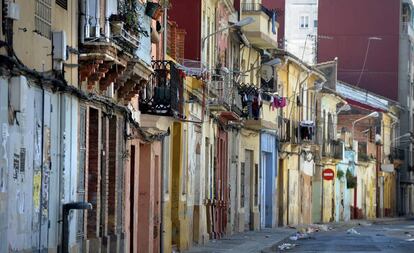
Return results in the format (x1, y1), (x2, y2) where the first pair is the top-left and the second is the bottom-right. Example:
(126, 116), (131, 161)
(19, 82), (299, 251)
(184, 228), (293, 253)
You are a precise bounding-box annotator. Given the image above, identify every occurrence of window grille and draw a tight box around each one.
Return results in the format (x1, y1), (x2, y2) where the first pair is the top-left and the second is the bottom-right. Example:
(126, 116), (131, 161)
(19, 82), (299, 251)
(35, 0), (52, 38)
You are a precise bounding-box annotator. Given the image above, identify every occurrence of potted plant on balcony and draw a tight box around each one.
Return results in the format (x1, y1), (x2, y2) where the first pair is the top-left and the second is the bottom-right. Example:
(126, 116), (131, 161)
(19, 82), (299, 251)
(111, 0), (141, 36)
(146, 1), (163, 19)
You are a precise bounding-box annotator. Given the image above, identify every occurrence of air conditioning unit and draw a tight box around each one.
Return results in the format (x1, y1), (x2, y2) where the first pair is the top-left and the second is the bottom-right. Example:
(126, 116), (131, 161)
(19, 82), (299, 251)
(4, 1), (20, 20)
(9, 76), (28, 112)
(52, 31), (67, 61)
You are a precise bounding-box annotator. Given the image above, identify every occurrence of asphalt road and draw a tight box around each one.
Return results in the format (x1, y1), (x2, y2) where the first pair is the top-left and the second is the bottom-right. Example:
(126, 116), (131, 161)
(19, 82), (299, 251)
(272, 220), (414, 253)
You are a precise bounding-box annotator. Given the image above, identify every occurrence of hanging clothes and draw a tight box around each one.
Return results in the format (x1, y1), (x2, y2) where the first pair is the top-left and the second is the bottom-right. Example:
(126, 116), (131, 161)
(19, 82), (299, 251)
(299, 121), (315, 141)
(274, 96), (287, 108)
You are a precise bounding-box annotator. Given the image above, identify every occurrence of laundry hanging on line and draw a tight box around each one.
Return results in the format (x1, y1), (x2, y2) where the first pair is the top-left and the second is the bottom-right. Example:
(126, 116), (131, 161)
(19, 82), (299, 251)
(271, 95), (287, 110)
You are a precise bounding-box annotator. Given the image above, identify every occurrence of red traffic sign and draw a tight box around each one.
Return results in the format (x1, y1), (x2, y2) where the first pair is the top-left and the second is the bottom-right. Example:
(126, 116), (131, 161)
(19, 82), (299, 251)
(322, 169), (335, 180)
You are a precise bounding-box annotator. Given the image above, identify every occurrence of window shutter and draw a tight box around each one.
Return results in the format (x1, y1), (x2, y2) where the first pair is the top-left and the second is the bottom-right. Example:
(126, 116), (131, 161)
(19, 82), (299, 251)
(56, 0), (67, 10)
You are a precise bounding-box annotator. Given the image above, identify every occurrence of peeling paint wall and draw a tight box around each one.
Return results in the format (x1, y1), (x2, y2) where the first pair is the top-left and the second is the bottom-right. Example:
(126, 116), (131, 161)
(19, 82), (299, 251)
(0, 76), (79, 252)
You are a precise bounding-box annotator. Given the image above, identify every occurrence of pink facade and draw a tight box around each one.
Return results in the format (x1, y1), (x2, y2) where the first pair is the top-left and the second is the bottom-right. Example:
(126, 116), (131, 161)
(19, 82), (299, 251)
(318, 0), (400, 100)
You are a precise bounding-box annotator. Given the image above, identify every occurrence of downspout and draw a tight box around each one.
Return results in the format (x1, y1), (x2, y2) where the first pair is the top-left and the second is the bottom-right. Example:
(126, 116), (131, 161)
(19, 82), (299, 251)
(160, 135), (166, 253)
(259, 131), (262, 228)
(38, 81), (45, 252)
(354, 172), (357, 219)
(163, 4), (167, 61)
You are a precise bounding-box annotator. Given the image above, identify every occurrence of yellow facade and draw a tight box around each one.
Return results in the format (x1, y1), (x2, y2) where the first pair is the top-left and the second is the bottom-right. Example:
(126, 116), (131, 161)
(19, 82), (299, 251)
(237, 128), (261, 231)
(276, 55), (325, 226)
(2, 0), (78, 85)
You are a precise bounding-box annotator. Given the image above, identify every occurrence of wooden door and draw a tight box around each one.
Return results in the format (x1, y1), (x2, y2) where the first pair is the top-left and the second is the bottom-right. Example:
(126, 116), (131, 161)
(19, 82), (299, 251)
(214, 128), (228, 238)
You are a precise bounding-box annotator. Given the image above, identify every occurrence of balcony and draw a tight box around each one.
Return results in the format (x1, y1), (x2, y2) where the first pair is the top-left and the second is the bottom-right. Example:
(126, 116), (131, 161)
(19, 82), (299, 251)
(79, 0), (152, 99)
(237, 83), (261, 120)
(208, 78), (233, 111)
(278, 118), (307, 144)
(322, 140), (344, 160)
(139, 61), (184, 117)
(241, 2), (278, 49)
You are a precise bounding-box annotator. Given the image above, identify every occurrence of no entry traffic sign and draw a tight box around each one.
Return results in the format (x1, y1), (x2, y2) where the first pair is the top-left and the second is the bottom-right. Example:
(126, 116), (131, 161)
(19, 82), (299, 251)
(322, 168), (335, 180)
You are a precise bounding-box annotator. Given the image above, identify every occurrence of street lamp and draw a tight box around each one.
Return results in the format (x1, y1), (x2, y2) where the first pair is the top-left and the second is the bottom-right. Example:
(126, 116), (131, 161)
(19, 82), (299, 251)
(239, 57), (282, 75)
(201, 17), (255, 50)
(356, 36), (382, 87)
(350, 111), (379, 219)
(351, 111), (379, 144)
(336, 104), (351, 114)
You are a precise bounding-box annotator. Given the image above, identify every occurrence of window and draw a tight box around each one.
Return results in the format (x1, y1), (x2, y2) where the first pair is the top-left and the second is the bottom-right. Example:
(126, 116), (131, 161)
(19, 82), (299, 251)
(56, 0), (67, 10)
(314, 19), (318, 28)
(35, 0), (52, 38)
(299, 15), (309, 29)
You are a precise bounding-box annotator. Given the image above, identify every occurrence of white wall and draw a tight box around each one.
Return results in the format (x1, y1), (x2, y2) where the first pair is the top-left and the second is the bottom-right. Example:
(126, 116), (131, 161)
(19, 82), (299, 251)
(0, 76), (79, 252)
(284, 0), (318, 64)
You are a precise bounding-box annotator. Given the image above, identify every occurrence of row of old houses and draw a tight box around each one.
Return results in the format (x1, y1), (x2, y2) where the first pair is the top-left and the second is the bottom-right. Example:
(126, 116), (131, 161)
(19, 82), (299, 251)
(0, 0), (405, 253)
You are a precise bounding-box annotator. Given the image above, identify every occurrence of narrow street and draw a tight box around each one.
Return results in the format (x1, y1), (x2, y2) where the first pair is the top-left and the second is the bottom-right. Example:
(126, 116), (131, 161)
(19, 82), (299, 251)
(2, 0), (414, 252)
(186, 219), (414, 253)
(271, 220), (414, 253)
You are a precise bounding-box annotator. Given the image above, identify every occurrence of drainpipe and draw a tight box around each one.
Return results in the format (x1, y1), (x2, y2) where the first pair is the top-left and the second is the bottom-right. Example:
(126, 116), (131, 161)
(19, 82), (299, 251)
(259, 131), (262, 228)
(38, 66), (46, 252)
(62, 202), (92, 253)
(160, 134), (167, 253)
(321, 164), (324, 222)
(354, 178), (358, 219)
(163, 4), (167, 61)
(376, 143), (381, 218)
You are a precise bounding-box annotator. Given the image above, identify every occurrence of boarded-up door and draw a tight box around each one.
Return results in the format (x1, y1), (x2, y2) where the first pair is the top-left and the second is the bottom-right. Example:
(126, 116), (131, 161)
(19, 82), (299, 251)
(300, 173), (312, 224)
(288, 169), (299, 225)
(243, 150), (253, 230)
(214, 129), (228, 238)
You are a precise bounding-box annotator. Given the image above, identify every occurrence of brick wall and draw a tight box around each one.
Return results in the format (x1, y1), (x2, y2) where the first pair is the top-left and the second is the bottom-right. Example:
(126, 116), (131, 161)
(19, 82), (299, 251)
(337, 114), (377, 143)
(108, 116), (117, 235)
(87, 108), (100, 238)
(168, 21), (186, 61)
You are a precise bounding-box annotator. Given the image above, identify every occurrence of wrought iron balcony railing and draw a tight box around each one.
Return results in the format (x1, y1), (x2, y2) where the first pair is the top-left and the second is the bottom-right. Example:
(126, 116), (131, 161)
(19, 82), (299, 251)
(139, 60), (184, 117)
(323, 140), (344, 159)
(209, 79), (233, 108)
